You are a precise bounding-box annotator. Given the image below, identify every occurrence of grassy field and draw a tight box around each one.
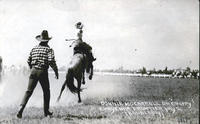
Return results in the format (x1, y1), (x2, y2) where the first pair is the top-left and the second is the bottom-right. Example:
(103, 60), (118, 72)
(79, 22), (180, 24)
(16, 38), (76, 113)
(0, 72), (199, 124)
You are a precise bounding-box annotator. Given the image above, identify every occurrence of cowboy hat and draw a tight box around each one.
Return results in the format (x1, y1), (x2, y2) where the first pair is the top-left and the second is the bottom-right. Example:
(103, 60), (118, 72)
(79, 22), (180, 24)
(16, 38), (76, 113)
(75, 22), (83, 29)
(36, 30), (52, 42)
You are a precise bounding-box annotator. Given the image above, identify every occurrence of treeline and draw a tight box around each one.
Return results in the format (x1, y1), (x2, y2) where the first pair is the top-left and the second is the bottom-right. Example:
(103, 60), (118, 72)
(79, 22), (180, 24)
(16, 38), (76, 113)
(1, 64), (199, 79)
(94, 66), (199, 79)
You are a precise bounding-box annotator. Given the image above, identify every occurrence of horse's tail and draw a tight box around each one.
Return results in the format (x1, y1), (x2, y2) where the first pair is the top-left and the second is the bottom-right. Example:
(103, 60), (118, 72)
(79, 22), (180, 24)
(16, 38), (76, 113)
(66, 68), (82, 93)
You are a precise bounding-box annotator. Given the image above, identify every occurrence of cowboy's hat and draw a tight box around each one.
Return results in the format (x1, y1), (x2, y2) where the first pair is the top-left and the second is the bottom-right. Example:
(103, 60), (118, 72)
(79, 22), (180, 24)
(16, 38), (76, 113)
(36, 30), (52, 42)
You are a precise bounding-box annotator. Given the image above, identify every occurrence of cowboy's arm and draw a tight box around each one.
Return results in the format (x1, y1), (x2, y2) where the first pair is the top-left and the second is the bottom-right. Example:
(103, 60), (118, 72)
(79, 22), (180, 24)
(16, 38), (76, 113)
(27, 50), (32, 69)
(65, 39), (76, 41)
(48, 49), (59, 79)
(69, 40), (76, 47)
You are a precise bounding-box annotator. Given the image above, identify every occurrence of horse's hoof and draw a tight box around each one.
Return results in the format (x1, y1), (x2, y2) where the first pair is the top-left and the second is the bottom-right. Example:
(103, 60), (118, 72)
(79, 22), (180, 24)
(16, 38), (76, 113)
(82, 81), (85, 85)
(78, 100), (82, 103)
(89, 75), (92, 80)
(17, 112), (22, 119)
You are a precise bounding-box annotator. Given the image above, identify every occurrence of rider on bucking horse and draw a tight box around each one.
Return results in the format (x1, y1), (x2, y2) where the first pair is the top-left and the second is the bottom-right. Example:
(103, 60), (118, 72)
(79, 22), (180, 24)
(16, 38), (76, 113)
(68, 22), (96, 84)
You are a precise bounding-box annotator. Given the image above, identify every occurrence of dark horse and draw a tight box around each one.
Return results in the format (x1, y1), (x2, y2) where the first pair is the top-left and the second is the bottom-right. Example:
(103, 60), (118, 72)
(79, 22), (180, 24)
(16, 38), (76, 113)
(57, 53), (95, 103)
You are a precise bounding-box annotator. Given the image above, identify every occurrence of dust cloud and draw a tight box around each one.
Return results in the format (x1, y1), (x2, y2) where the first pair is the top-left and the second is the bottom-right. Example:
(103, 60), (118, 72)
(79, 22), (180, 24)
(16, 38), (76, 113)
(0, 71), (133, 108)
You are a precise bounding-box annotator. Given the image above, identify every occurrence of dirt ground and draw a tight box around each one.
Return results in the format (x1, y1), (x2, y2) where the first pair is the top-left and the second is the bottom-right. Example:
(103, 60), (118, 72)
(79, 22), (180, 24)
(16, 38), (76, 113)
(0, 72), (199, 124)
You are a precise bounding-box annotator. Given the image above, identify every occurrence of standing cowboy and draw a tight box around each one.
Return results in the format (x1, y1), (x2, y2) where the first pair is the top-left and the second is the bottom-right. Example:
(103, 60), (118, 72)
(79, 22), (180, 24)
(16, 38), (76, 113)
(17, 30), (59, 118)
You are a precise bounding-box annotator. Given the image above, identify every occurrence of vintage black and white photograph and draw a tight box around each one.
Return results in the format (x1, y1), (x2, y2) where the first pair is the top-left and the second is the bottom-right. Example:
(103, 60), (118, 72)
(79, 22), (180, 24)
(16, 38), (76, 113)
(0, 0), (199, 124)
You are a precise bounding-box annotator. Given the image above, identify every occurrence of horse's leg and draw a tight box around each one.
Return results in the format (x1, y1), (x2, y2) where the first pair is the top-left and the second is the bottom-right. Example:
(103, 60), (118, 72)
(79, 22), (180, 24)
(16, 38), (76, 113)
(77, 79), (82, 103)
(89, 64), (93, 80)
(82, 55), (86, 85)
(57, 80), (66, 102)
(82, 70), (85, 84)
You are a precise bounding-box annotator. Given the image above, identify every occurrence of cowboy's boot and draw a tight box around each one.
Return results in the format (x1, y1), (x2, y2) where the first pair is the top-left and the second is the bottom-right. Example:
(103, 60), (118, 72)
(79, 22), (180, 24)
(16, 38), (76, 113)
(44, 102), (53, 117)
(43, 89), (53, 117)
(44, 111), (53, 117)
(17, 105), (25, 118)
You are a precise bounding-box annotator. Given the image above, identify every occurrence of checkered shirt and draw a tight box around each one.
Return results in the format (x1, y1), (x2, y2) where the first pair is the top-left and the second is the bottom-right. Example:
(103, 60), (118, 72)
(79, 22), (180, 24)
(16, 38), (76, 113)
(27, 45), (58, 70)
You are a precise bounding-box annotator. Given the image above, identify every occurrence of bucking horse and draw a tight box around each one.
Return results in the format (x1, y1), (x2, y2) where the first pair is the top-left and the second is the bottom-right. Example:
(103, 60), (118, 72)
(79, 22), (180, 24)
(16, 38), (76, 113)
(57, 50), (95, 103)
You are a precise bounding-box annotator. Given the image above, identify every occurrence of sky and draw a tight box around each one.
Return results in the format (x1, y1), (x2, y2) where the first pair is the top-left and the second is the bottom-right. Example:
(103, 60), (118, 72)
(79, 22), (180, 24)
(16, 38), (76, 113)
(0, 0), (199, 70)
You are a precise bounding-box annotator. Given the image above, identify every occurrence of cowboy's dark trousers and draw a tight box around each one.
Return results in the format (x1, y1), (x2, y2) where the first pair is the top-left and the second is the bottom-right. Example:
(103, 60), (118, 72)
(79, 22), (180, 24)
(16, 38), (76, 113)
(20, 68), (50, 114)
